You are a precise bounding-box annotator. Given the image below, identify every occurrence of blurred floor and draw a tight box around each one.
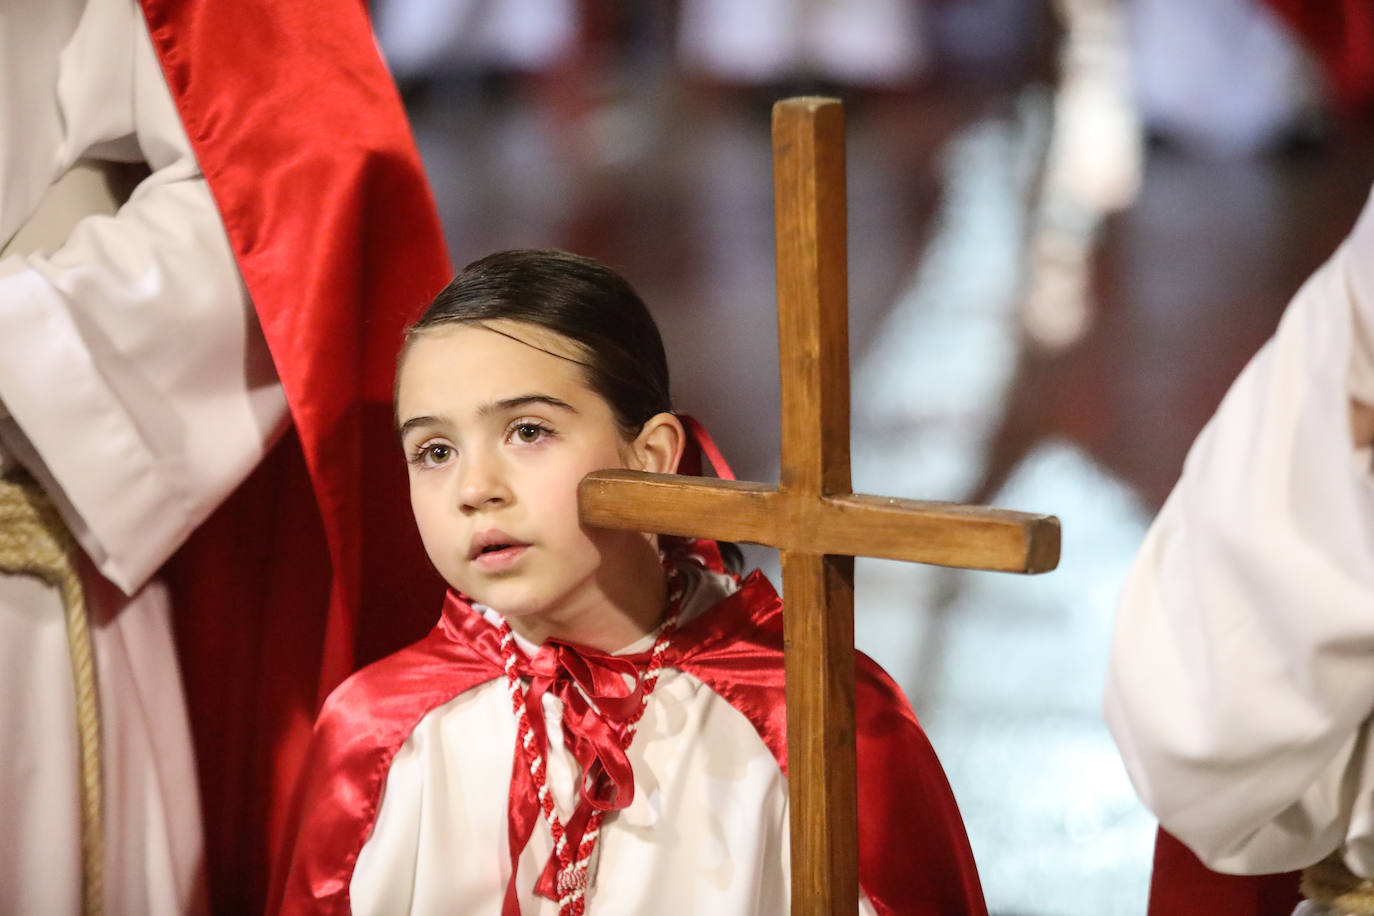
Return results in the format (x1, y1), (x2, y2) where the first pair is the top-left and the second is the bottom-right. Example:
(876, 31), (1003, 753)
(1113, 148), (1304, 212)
(400, 57), (1374, 915)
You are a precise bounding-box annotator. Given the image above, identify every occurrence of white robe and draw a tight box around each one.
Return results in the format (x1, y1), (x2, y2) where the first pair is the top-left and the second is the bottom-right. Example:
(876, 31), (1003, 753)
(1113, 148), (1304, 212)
(0, 0), (288, 912)
(351, 565), (880, 915)
(1104, 186), (1374, 877)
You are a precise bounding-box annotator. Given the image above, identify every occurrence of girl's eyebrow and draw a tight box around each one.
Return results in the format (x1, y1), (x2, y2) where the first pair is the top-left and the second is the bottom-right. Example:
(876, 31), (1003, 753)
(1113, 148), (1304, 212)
(478, 394), (579, 417)
(397, 396), (579, 437)
(397, 414), (447, 438)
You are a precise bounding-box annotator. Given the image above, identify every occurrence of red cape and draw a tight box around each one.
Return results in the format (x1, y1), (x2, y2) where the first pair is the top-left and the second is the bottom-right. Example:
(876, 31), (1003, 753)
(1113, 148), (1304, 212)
(1146, 829), (1302, 915)
(273, 565), (988, 916)
(136, 1), (453, 911)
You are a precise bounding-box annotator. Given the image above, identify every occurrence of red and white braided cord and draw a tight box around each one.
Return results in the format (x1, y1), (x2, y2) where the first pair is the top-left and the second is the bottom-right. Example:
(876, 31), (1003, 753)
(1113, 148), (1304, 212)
(499, 559), (684, 915)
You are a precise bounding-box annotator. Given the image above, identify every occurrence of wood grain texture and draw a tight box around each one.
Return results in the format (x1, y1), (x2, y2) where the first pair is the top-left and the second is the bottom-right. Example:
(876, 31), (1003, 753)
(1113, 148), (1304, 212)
(581, 471), (1061, 573)
(579, 473), (782, 545)
(773, 97), (851, 499)
(781, 549), (858, 916)
(773, 97), (859, 916)
(811, 494), (1062, 573)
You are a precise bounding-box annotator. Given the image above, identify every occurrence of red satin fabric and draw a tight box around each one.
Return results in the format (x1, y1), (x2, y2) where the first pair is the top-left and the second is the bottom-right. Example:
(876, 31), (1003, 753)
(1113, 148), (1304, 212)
(517, 641), (647, 809)
(273, 546), (987, 915)
(136, 1), (452, 911)
(1146, 828), (1302, 916)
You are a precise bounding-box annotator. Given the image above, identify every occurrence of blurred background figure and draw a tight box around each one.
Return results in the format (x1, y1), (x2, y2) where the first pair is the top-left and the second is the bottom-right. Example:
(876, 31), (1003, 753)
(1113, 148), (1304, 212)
(676, 0), (928, 89)
(1024, 0), (1141, 351)
(368, 0), (1374, 912)
(373, 0), (578, 84)
(1130, 0), (1327, 159)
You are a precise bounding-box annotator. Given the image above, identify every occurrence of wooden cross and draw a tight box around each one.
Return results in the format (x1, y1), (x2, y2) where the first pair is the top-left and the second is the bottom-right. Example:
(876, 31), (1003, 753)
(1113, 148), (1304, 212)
(579, 97), (1061, 915)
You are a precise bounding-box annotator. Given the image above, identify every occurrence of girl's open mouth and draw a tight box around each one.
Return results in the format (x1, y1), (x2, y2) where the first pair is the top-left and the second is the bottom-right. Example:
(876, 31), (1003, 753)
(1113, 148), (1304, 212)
(471, 543), (529, 572)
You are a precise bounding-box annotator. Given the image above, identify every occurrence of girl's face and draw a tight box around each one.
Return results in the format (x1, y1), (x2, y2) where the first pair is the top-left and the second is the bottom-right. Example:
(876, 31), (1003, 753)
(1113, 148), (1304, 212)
(396, 320), (667, 627)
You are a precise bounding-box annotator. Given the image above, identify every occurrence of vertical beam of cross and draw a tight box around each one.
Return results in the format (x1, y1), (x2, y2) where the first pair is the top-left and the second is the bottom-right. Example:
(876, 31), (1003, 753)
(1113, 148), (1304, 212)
(773, 97), (859, 915)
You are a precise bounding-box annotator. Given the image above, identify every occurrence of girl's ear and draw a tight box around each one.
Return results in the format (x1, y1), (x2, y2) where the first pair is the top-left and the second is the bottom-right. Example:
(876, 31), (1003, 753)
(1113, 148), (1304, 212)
(629, 412), (686, 474)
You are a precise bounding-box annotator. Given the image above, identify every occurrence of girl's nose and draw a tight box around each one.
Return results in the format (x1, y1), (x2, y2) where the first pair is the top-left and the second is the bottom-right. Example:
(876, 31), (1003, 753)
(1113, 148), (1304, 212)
(457, 451), (511, 511)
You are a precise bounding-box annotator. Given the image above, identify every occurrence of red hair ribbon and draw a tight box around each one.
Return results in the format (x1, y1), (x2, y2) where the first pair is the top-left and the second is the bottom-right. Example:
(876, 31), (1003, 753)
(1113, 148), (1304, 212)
(675, 414), (735, 481)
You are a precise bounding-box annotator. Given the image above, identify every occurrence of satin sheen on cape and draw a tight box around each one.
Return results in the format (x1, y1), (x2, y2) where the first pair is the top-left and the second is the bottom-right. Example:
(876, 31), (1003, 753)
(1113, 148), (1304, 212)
(273, 560), (988, 916)
(135, 1), (452, 911)
(1147, 829), (1301, 916)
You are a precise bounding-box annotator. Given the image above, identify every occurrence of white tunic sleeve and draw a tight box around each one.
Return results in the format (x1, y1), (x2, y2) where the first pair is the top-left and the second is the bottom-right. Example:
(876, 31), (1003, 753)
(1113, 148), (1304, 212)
(1104, 186), (1374, 876)
(0, 0), (288, 595)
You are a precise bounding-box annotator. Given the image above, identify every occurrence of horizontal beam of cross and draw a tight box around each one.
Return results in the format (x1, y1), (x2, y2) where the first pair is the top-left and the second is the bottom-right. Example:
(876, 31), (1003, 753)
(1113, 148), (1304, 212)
(580, 470), (1060, 574)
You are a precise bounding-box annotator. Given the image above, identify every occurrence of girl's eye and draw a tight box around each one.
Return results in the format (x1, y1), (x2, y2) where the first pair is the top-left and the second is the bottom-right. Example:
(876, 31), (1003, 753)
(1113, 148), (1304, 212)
(513, 423), (547, 444)
(410, 443), (454, 468)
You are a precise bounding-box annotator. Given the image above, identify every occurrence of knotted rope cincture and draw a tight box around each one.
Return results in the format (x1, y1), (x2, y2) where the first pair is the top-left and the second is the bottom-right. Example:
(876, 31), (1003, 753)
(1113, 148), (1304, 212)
(499, 556), (684, 915)
(1303, 853), (1374, 914)
(0, 469), (102, 916)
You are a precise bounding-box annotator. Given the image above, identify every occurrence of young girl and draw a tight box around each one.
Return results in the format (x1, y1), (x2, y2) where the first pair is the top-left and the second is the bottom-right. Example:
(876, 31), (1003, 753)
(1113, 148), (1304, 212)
(272, 249), (986, 915)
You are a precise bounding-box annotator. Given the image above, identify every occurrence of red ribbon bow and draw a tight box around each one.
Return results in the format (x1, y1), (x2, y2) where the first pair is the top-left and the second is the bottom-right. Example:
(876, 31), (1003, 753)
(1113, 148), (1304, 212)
(518, 640), (646, 810)
(503, 639), (652, 910)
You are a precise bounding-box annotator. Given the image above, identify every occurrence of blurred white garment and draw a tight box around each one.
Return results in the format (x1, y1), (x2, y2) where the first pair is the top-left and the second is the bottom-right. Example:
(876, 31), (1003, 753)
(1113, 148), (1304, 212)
(1128, 0), (1325, 158)
(373, 0), (577, 79)
(0, 0), (287, 912)
(1023, 0), (1142, 351)
(677, 0), (929, 86)
(1105, 187), (1374, 878)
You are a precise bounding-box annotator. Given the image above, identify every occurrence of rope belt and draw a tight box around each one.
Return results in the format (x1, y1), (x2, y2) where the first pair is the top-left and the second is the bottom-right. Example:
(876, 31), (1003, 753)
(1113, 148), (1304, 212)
(1303, 853), (1374, 915)
(0, 469), (103, 916)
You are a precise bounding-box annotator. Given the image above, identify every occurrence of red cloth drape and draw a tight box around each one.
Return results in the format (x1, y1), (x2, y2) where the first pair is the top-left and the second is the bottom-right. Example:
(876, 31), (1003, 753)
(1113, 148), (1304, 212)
(1147, 828), (1303, 915)
(1265, 0), (1374, 109)
(136, 1), (452, 911)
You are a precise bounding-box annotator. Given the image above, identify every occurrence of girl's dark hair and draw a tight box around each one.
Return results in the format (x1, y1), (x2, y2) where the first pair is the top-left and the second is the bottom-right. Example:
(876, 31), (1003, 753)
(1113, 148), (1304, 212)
(405, 249), (671, 436)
